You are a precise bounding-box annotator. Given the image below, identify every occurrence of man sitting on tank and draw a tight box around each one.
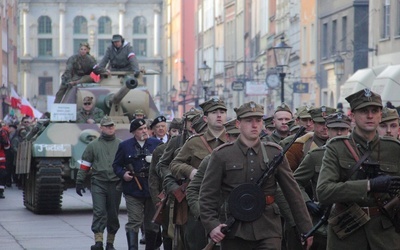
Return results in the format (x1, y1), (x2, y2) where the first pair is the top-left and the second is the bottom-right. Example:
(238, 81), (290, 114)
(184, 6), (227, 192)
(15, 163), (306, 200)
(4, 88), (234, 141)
(76, 96), (105, 124)
(93, 34), (140, 78)
(55, 42), (97, 103)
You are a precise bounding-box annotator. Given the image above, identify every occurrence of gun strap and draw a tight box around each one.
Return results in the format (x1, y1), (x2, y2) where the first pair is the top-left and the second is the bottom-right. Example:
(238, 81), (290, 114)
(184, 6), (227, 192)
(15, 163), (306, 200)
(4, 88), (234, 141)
(200, 135), (213, 153)
(343, 139), (372, 180)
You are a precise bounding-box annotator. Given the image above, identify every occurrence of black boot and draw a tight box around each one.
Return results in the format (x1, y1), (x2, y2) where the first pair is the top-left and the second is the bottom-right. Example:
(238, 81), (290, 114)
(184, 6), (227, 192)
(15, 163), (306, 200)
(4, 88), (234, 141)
(162, 236), (173, 250)
(90, 241), (103, 250)
(105, 243), (116, 250)
(145, 231), (158, 250)
(126, 230), (139, 250)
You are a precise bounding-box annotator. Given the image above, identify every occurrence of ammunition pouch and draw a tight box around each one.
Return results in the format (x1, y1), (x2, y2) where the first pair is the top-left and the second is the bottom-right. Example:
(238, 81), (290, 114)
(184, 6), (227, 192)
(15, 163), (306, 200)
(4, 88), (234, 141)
(381, 196), (400, 233)
(328, 203), (370, 239)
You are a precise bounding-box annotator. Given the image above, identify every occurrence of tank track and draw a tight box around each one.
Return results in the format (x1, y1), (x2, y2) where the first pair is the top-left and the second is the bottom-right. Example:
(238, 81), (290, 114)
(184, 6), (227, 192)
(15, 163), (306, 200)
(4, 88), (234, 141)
(23, 160), (64, 214)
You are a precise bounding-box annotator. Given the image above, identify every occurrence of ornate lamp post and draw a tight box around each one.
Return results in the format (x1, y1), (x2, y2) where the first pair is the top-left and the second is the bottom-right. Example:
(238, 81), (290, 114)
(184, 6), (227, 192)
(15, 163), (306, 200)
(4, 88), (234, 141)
(0, 85), (8, 118)
(334, 54), (345, 81)
(179, 76), (189, 114)
(198, 61), (211, 101)
(273, 36), (292, 104)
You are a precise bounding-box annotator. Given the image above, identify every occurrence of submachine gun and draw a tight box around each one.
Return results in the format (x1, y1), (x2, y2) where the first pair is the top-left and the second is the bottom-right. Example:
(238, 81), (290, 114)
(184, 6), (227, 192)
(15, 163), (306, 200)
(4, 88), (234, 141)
(203, 126), (306, 250)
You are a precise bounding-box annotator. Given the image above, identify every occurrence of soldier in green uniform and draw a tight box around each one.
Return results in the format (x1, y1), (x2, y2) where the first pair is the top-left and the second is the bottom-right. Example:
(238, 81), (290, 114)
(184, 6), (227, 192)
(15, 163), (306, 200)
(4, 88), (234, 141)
(199, 101), (313, 250)
(261, 116), (275, 137)
(76, 96), (105, 123)
(286, 106), (336, 172)
(317, 88), (400, 249)
(169, 98), (228, 250)
(294, 113), (351, 250)
(76, 116), (122, 250)
(186, 118), (240, 221)
(148, 118), (183, 250)
(55, 42), (97, 103)
(377, 107), (399, 139)
(262, 103), (293, 143)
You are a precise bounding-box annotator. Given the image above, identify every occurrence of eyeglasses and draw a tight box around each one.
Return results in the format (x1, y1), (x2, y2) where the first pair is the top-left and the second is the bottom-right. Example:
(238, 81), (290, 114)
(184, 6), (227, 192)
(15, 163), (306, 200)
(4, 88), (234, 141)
(83, 102), (92, 106)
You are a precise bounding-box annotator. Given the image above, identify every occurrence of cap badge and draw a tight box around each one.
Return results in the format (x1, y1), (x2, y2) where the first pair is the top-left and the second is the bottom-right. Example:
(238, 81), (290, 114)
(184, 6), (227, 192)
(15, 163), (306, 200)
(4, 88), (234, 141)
(383, 108), (388, 116)
(306, 105), (311, 111)
(158, 117), (162, 122)
(212, 97), (219, 103)
(321, 106), (327, 117)
(250, 102), (256, 111)
(281, 103), (285, 108)
(139, 121), (144, 126)
(337, 112), (343, 120)
(364, 88), (372, 101)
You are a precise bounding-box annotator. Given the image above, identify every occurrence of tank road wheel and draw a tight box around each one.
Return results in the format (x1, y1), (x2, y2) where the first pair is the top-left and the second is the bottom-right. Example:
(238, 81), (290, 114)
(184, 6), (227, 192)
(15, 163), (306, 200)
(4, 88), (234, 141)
(23, 161), (64, 214)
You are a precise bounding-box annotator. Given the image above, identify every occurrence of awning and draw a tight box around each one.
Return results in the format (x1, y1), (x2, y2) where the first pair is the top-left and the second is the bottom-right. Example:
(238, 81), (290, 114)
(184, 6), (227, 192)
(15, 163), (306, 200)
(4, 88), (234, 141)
(371, 64), (400, 107)
(337, 65), (387, 109)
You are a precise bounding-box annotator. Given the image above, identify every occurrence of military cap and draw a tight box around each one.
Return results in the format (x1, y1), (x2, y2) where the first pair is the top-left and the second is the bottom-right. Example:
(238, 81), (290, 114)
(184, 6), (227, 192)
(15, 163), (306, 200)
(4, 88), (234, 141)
(199, 98), (227, 114)
(345, 88), (383, 111)
(100, 116), (114, 126)
(325, 112), (351, 129)
(184, 108), (202, 121)
(381, 107), (399, 123)
(308, 106), (336, 122)
(263, 116), (275, 129)
(130, 118), (146, 132)
(150, 115), (167, 129)
(83, 96), (93, 103)
(224, 119), (240, 135)
(296, 105), (314, 119)
(191, 115), (207, 133)
(112, 34), (123, 42)
(288, 119), (300, 132)
(275, 103), (292, 114)
(234, 101), (264, 119)
(169, 118), (183, 130)
(80, 42), (90, 50)
(134, 109), (145, 115)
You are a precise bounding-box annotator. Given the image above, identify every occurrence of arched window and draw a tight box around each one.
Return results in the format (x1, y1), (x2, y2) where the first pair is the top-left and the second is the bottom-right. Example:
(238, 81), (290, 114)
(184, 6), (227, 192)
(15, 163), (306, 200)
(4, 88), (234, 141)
(98, 16), (112, 34)
(133, 16), (147, 34)
(38, 16), (52, 34)
(74, 16), (88, 34)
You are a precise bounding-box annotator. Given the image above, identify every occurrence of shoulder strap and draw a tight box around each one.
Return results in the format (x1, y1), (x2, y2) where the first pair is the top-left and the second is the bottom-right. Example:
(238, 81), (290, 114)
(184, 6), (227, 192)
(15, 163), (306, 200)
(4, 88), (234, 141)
(200, 135), (213, 153)
(260, 143), (269, 165)
(343, 139), (372, 180)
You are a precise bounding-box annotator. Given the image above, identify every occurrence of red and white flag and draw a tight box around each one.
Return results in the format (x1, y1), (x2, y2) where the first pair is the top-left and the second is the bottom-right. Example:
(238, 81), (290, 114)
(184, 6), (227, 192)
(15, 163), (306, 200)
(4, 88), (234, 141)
(10, 87), (43, 118)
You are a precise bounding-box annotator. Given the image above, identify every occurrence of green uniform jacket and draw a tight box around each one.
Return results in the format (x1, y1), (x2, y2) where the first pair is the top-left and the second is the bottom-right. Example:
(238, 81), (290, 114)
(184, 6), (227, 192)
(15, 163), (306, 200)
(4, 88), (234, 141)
(76, 135), (121, 184)
(170, 129), (227, 179)
(61, 54), (96, 84)
(76, 107), (105, 123)
(262, 130), (285, 144)
(200, 136), (312, 241)
(317, 130), (400, 248)
(148, 142), (166, 205)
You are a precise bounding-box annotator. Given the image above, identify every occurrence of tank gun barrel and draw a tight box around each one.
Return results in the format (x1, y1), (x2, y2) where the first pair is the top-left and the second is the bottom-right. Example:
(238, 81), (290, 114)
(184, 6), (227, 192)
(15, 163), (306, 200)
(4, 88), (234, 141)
(112, 76), (138, 105)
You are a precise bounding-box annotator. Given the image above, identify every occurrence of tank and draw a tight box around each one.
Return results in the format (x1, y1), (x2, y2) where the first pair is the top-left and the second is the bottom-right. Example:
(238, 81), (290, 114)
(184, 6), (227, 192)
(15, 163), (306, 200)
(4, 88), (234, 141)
(16, 71), (159, 214)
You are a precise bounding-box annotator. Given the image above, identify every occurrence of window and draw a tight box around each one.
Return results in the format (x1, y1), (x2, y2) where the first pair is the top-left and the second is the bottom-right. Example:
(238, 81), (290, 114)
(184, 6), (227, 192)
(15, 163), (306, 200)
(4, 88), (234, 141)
(74, 16), (88, 34)
(332, 20), (337, 54)
(382, 0), (390, 38)
(73, 39), (88, 53)
(342, 16), (347, 51)
(98, 39), (111, 56)
(38, 39), (52, 56)
(133, 39), (147, 57)
(38, 16), (51, 34)
(98, 16), (112, 34)
(38, 77), (53, 95)
(322, 23), (328, 58)
(133, 16), (147, 34)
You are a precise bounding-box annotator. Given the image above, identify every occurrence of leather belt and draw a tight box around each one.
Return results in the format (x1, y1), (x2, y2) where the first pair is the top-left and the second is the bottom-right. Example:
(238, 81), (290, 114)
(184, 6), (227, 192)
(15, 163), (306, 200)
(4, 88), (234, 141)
(361, 206), (380, 217)
(265, 195), (275, 205)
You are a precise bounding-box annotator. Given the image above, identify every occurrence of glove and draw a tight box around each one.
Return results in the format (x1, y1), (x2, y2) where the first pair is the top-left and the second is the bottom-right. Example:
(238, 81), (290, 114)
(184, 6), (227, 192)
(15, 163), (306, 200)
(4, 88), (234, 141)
(306, 201), (322, 216)
(76, 183), (85, 196)
(370, 175), (400, 193)
(133, 71), (140, 78)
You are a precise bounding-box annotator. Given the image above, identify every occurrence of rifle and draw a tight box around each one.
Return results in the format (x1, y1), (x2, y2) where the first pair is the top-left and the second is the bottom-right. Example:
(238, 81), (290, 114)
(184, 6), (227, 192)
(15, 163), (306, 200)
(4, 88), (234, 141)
(152, 191), (168, 225)
(202, 126), (306, 250)
(126, 163), (143, 190)
(301, 204), (332, 242)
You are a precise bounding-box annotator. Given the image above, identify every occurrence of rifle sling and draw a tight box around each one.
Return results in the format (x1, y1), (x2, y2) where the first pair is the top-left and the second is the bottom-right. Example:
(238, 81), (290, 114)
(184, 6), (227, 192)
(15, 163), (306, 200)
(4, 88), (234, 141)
(200, 135), (213, 153)
(343, 139), (372, 181)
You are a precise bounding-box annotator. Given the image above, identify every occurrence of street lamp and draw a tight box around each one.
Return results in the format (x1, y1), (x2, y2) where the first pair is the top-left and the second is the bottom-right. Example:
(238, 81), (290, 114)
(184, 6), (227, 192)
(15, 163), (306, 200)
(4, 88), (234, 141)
(191, 84), (200, 108)
(179, 76), (189, 113)
(198, 61), (211, 100)
(169, 85), (178, 113)
(0, 85), (8, 118)
(334, 54), (345, 81)
(273, 36), (292, 104)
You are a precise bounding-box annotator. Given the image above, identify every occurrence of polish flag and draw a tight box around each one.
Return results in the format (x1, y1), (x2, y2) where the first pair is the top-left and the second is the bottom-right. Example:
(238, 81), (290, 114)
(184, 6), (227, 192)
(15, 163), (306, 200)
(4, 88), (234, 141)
(10, 87), (43, 118)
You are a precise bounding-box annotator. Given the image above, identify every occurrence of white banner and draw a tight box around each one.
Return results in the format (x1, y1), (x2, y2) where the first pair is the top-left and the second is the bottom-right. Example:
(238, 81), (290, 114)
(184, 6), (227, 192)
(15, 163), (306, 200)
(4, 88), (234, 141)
(245, 81), (268, 96)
